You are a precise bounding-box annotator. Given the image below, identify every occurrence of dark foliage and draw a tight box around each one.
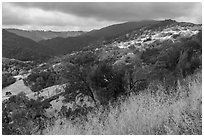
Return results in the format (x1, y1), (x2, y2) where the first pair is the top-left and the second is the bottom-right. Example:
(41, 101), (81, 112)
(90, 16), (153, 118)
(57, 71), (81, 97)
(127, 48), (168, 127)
(2, 92), (51, 135)
(2, 72), (16, 88)
(60, 51), (99, 105)
(141, 48), (160, 64)
(2, 58), (34, 77)
(138, 32), (202, 93)
(69, 51), (99, 66)
(62, 62), (96, 104)
(24, 69), (59, 92)
(177, 39), (202, 77)
(89, 62), (126, 105)
(155, 43), (181, 71)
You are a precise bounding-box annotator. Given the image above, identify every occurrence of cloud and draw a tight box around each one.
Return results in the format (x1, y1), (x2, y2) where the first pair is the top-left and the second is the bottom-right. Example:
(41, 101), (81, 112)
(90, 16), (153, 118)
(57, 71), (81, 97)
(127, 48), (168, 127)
(2, 3), (117, 31)
(2, 2), (202, 31)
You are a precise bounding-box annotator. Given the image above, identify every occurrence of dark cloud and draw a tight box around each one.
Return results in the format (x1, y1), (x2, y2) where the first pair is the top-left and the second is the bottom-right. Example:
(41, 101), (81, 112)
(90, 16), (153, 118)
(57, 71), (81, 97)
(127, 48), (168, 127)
(10, 2), (201, 22)
(2, 2), (202, 31)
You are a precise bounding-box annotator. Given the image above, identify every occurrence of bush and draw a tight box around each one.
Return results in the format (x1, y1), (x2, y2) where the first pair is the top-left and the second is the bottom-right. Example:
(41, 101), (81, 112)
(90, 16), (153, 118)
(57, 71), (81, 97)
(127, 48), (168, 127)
(141, 48), (160, 64)
(88, 62), (126, 105)
(177, 40), (202, 77)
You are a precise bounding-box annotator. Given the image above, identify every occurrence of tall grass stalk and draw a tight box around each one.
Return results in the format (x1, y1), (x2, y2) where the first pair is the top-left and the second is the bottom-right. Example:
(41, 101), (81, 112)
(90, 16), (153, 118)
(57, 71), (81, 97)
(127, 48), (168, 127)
(44, 72), (202, 135)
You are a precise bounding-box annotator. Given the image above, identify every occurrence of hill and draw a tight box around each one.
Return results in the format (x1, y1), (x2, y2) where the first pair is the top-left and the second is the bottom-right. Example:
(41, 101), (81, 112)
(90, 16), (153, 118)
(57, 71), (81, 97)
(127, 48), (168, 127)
(39, 20), (159, 55)
(85, 20), (159, 39)
(6, 28), (85, 42)
(2, 29), (53, 61)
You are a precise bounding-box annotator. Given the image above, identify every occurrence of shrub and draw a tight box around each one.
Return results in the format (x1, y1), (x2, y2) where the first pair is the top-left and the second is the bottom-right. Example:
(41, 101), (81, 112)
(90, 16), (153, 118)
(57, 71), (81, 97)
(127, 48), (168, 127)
(177, 40), (202, 77)
(141, 48), (160, 64)
(88, 62), (126, 105)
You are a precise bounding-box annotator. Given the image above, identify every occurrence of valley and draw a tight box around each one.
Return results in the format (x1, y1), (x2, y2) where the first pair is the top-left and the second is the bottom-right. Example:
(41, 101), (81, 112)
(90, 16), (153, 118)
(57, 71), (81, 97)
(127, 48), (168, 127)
(6, 28), (85, 42)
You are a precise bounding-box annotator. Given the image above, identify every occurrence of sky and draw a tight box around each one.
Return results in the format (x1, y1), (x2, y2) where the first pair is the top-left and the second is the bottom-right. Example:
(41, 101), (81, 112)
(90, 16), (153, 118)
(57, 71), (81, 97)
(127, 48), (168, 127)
(2, 2), (202, 31)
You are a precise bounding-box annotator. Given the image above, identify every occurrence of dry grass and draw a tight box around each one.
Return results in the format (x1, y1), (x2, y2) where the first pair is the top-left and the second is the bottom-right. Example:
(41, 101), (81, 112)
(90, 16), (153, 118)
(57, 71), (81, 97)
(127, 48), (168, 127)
(44, 72), (202, 135)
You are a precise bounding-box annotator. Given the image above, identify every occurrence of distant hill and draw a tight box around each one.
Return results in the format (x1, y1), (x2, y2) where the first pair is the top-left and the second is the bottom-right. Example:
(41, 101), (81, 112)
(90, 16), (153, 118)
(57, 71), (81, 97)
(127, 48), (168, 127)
(6, 28), (85, 42)
(85, 20), (159, 39)
(2, 29), (53, 61)
(39, 20), (159, 55)
(4, 20), (197, 58)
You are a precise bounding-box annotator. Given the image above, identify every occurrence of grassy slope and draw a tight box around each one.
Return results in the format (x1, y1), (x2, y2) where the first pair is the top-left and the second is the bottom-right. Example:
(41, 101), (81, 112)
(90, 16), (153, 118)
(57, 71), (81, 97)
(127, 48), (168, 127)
(44, 71), (202, 135)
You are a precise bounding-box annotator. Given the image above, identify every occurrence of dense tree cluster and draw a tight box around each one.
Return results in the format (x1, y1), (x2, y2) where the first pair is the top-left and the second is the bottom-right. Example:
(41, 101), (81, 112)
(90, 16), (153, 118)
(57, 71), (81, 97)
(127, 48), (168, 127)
(24, 69), (60, 92)
(140, 32), (202, 91)
(2, 58), (34, 77)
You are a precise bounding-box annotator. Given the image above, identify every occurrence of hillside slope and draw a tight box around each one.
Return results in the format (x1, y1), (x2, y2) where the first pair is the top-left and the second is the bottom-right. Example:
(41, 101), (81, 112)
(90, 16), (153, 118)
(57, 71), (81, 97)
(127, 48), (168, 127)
(2, 29), (53, 61)
(39, 35), (97, 55)
(39, 20), (159, 55)
(86, 20), (159, 39)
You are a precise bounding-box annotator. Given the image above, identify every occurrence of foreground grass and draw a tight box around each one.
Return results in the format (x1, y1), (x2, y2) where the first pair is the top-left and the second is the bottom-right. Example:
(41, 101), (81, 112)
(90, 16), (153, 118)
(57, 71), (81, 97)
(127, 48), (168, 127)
(44, 72), (202, 135)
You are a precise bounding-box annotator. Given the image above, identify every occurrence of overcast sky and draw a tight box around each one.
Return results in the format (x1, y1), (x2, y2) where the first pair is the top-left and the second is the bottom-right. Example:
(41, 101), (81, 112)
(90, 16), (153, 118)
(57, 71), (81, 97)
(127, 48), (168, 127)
(2, 2), (202, 31)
